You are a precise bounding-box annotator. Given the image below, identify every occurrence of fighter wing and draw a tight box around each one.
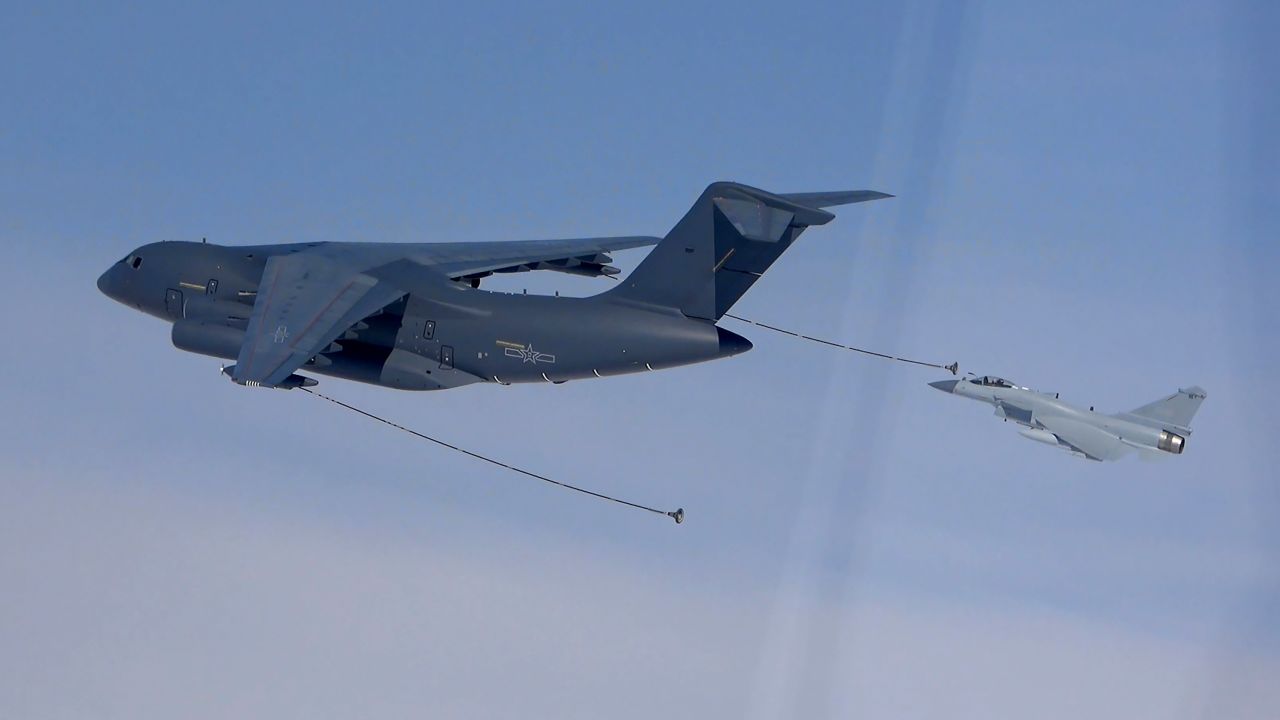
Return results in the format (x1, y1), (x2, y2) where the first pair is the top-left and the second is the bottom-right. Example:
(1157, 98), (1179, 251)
(1036, 415), (1131, 462)
(430, 236), (660, 281)
(232, 253), (406, 388)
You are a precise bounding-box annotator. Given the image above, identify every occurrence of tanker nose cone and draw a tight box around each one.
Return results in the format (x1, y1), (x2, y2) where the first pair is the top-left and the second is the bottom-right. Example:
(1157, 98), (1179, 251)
(97, 261), (138, 307)
(929, 379), (959, 393)
(97, 264), (122, 301)
(716, 326), (753, 357)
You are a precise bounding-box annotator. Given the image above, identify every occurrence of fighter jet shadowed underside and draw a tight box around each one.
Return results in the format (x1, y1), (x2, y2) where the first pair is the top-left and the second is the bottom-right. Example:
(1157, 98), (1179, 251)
(98, 182), (891, 391)
(930, 376), (1207, 461)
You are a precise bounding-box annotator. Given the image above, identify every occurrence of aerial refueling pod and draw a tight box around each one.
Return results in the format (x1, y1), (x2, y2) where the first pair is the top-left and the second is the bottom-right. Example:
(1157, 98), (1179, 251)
(219, 364), (317, 389)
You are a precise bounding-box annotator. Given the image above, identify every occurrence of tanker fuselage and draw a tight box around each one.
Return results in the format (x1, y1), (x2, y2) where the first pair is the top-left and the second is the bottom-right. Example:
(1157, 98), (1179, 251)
(98, 241), (752, 391)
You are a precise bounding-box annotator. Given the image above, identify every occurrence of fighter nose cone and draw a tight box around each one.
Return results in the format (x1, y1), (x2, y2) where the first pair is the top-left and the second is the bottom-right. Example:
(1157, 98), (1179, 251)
(716, 326), (753, 357)
(929, 379), (959, 393)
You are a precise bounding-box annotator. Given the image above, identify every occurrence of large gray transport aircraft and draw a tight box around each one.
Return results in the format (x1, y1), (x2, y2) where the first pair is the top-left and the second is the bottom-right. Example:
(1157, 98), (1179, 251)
(98, 182), (890, 391)
(929, 376), (1207, 461)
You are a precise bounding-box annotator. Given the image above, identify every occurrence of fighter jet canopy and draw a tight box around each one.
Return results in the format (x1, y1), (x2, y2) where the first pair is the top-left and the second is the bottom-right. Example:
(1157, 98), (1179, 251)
(971, 376), (1015, 388)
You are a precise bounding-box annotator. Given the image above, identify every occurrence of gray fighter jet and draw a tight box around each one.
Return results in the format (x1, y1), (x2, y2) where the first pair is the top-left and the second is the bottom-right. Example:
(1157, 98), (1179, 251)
(98, 182), (890, 391)
(929, 376), (1206, 461)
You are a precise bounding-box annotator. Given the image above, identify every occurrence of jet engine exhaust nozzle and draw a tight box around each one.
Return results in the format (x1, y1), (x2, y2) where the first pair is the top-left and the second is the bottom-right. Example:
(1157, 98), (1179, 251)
(1157, 430), (1186, 454)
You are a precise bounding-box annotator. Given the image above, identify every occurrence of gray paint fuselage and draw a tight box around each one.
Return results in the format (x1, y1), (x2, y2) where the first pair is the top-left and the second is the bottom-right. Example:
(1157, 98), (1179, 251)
(928, 377), (1195, 460)
(97, 240), (751, 390)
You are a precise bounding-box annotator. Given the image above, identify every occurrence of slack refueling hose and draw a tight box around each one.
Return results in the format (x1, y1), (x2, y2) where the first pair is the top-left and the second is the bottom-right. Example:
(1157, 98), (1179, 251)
(301, 387), (684, 524)
(298, 315), (956, 526)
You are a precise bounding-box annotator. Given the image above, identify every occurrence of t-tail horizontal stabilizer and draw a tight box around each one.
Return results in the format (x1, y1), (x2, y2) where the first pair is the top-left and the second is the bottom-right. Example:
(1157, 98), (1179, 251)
(778, 190), (894, 209)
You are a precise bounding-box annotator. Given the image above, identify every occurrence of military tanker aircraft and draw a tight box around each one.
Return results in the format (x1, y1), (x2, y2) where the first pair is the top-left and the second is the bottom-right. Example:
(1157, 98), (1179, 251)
(98, 182), (890, 391)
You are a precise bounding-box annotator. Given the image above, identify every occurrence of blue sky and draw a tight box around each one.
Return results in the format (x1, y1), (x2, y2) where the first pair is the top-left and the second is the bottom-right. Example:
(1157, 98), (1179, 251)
(2, 1), (1277, 717)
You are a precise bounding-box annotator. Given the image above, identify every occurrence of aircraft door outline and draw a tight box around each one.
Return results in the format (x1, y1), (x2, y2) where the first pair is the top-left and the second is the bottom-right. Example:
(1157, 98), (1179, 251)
(165, 288), (183, 319)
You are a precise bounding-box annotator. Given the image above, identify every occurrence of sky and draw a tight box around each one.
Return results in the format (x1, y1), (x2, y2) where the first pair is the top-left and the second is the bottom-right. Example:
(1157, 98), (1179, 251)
(1, 1), (1277, 718)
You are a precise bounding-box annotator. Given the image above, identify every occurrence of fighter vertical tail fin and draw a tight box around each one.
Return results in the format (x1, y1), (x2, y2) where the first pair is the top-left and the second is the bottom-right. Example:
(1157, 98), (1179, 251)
(604, 182), (890, 320)
(1118, 386), (1207, 432)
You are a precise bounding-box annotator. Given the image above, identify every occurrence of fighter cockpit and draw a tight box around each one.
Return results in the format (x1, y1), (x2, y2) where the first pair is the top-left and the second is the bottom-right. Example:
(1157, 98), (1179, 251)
(970, 376), (1015, 388)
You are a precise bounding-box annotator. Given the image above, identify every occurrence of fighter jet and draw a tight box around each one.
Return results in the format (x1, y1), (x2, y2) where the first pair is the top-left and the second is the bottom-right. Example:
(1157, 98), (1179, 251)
(98, 182), (890, 391)
(929, 376), (1206, 461)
